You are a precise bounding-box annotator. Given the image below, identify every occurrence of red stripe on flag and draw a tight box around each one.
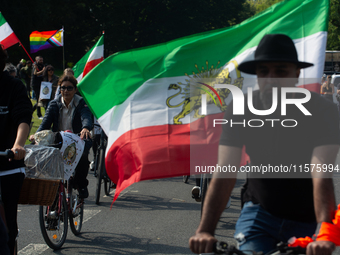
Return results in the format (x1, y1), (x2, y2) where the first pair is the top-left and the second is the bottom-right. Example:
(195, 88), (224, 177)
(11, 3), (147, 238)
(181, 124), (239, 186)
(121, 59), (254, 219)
(105, 113), (249, 202)
(1, 33), (19, 49)
(83, 57), (104, 77)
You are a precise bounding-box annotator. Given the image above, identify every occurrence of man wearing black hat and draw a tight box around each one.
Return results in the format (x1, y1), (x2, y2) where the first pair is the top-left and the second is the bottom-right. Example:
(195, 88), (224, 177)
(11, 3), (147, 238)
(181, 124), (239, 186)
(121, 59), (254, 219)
(189, 34), (340, 255)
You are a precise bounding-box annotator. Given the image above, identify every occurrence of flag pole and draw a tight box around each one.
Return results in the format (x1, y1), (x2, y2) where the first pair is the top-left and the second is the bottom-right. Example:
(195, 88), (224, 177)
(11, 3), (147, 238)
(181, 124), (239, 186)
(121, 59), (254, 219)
(62, 26), (65, 71)
(18, 41), (35, 64)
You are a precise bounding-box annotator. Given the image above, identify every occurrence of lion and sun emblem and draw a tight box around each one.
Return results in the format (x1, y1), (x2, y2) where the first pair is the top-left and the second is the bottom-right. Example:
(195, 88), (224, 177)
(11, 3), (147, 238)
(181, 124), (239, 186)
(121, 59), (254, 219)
(166, 60), (244, 124)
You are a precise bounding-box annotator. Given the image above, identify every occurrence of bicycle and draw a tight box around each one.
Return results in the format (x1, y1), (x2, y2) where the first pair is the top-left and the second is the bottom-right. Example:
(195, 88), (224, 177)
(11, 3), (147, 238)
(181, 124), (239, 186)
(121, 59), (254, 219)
(94, 130), (115, 205)
(212, 241), (306, 255)
(34, 131), (86, 250)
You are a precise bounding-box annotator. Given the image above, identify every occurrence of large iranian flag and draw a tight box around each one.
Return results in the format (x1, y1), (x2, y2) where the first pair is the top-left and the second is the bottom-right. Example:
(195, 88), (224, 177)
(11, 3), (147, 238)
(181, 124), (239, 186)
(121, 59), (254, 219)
(78, 0), (329, 202)
(0, 12), (19, 49)
(73, 34), (104, 82)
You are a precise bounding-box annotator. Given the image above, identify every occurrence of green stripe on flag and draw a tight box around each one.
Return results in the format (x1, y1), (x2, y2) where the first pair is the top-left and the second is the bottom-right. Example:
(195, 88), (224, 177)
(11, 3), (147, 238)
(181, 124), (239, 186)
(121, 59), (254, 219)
(78, 0), (329, 119)
(0, 13), (7, 27)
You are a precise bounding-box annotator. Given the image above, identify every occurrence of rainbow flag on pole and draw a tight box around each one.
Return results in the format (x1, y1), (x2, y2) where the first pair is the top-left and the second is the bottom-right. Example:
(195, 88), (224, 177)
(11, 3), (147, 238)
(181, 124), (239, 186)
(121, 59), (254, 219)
(78, 0), (329, 202)
(30, 29), (63, 53)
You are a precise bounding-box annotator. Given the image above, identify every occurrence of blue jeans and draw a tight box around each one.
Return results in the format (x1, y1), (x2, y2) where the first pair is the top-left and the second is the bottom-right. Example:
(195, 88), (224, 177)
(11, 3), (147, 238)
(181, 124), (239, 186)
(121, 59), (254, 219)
(234, 201), (317, 254)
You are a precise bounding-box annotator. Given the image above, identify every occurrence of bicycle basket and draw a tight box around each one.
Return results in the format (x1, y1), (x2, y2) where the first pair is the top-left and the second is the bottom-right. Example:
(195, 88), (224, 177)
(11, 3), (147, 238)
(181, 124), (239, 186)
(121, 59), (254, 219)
(18, 178), (60, 206)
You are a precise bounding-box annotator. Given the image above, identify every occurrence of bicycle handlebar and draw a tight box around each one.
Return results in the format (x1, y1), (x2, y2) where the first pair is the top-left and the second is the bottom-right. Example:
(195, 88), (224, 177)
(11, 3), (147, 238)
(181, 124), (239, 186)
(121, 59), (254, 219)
(213, 241), (306, 255)
(0, 149), (15, 159)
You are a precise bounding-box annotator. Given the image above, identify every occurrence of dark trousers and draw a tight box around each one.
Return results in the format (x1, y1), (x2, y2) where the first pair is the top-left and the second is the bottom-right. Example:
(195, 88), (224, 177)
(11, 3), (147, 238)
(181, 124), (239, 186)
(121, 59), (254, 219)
(32, 85), (42, 117)
(73, 144), (91, 189)
(73, 154), (89, 189)
(1, 173), (25, 255)
(24, 79), (31, 99)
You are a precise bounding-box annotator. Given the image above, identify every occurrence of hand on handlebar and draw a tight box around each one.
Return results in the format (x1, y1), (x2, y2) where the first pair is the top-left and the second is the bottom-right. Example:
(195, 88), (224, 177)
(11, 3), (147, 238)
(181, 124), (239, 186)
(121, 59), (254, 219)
(9, 144), (25, 162)
(306, 240), (335, 255)
(29, 134), (35, 142)
(80, 128), (91, 140)
(189, 232), (218, 254)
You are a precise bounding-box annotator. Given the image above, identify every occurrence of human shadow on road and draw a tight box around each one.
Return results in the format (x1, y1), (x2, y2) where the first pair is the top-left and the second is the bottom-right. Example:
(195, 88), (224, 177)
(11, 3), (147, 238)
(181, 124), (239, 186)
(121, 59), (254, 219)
(48, 232), (193, 254)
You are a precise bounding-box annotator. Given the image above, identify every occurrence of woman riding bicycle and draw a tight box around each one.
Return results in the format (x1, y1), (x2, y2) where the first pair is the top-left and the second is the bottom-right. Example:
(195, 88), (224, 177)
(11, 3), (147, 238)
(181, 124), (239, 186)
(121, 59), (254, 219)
(30, 75), (92, 198)
(0, 45), (32, 254)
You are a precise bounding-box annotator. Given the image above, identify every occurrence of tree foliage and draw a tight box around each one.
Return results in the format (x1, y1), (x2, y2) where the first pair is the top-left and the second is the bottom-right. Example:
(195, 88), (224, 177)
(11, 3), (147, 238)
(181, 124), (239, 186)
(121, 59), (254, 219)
(328, 0), (340, 50)
(1, 0), (254, 70)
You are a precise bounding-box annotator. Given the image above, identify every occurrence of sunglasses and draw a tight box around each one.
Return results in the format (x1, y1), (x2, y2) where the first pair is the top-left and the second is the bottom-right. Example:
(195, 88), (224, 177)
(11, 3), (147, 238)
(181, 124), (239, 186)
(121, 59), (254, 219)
(48, 69), (54, 71)
(60, 86), (75, 91)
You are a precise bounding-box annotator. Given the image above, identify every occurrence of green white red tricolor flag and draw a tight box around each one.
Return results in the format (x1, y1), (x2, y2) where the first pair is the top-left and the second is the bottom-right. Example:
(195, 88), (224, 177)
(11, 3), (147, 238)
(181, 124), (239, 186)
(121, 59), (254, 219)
(78, 0), (329, 202)
(73, 34), (104, 82)
(0, 12), (20, 49)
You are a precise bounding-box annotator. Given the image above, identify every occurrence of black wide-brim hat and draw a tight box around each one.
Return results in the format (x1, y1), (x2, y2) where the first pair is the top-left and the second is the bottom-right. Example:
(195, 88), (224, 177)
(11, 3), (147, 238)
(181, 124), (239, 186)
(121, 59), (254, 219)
(238, 34), (314, 75)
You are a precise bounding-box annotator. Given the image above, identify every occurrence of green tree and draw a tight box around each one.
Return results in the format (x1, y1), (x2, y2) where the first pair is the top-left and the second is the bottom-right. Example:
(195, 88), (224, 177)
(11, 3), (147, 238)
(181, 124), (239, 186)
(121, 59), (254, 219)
(327, 0), (340, 50)
(1, 0), (254, 68)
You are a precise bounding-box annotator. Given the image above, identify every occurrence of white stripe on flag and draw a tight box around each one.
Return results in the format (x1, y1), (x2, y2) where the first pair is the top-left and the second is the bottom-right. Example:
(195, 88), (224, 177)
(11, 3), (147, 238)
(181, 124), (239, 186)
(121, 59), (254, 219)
(0, 22), (14, 41)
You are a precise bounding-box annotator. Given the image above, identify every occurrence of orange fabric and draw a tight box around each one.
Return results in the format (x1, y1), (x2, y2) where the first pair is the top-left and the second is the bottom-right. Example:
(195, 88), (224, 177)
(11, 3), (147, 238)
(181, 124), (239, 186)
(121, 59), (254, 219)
(288, 236), (313, 248)
(316, 222), (340, 245)
(332, 204), (340, 226)
(289, 205), (340, 248)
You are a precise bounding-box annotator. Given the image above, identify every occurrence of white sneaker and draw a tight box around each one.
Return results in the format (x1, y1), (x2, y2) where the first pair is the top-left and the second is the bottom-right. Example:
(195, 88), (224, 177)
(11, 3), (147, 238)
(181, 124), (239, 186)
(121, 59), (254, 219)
(90, 161), (95, 171)
(191, 186), (201, 202)
(38, 116), (43, 120)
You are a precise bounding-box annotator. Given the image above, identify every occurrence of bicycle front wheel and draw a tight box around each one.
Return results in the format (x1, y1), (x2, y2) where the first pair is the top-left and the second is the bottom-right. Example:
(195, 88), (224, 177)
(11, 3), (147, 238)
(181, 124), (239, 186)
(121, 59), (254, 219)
(95, 146), (105, 205)
(39, 190), (68, 250)
(69, 189), (84, 236)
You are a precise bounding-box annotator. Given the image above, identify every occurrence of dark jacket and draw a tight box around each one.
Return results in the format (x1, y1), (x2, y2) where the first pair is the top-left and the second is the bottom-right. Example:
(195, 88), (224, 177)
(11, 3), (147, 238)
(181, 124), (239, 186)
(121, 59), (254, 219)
(0, 71), (32, 171)
(37, 94), (92, 134)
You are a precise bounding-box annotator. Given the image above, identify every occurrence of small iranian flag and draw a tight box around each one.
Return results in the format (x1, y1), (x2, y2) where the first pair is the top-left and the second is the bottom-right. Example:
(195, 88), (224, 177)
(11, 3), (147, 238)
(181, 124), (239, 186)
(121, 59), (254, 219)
(73, 34), (104, 82)
(78, 0), (329, 202)
(0, 12), (19, 49)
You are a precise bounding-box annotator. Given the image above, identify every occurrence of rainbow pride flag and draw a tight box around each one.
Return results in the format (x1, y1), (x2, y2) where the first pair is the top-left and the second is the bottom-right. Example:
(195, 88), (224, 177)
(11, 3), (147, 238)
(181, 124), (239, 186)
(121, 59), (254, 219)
(29, 30), (59, 53)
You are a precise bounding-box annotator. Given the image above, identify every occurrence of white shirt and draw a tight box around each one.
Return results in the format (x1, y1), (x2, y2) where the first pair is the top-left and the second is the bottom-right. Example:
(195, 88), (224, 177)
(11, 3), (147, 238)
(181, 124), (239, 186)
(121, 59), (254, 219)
(59, 97), (75, 132)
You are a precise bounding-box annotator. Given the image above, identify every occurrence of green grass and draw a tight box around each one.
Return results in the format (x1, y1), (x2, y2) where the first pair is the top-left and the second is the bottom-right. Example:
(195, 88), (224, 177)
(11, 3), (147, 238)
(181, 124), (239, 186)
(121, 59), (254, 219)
(26, 99), (46, 145)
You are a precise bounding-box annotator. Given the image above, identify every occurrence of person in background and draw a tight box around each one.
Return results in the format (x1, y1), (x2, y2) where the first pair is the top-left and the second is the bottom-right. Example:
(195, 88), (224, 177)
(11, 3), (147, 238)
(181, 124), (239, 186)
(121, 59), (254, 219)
(21, 60), (32, 99)
(31, 56), (45, 119)
(321, 75), (334, 102)
(16, 59), (26, 79)
(4, 63), (17, 78)
(39, 65), (59, 110)
(0, 45), (32, 255)
(64, 68), (74, 76)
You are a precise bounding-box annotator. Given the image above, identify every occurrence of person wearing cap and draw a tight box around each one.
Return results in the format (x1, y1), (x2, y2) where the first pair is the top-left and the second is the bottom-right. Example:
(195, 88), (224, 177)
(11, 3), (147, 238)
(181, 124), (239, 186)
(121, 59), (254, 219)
(189, 34), (340, 255)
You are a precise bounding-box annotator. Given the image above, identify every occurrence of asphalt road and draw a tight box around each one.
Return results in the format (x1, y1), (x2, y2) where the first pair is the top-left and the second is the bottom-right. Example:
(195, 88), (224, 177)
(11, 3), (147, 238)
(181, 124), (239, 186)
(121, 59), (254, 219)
(15, 151), (340, 255)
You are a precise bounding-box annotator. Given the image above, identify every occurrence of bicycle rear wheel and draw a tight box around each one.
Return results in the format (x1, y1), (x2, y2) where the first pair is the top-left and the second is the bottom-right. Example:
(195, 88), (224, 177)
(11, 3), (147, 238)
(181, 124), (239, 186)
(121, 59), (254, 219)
(183, 175), (189, 183)
(39, 189), (68, 250)
(104, 176), (112, 196)
(200, 175), (209, 215)
(95, 146), (105, 205)
(69, 189), (84, 236)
